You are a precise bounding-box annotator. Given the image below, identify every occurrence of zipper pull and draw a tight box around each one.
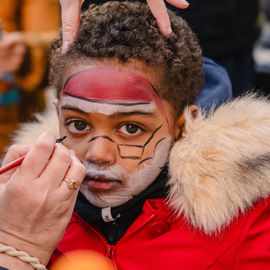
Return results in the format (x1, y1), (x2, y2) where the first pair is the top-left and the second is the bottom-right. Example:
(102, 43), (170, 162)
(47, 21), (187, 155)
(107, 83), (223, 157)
(110, 246), (117, 269)
(105, 246), (117, 268)
(108, 221), (119, 243)
(105, 246), (112, 257)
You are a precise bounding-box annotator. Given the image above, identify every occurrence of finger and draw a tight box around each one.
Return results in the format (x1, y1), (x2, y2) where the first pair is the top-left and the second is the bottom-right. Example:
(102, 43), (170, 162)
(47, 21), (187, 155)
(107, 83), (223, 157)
(146, 0), (172, 36)
(165, 0), (189, 9)
(0, 145), (32, 184)
(3, 32), (24, 46)
(19, 132), (56, 179)
(2, 145), (31, 167)
(13, 43), (26, 56)
(57, 154), (86, 200)
(60, 0), (84, 52)
(39, 143), (72, 189)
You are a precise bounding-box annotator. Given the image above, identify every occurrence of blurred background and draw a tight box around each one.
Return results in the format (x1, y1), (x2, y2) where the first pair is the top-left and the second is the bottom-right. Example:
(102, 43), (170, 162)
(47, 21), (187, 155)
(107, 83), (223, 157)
(0, 0), (60, 157)
(1, 0), (270, 157)
(254, 0), (270, 94)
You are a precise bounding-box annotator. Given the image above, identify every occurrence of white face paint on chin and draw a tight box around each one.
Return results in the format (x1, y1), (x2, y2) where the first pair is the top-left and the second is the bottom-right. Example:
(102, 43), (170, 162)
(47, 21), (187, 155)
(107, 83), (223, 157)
(79, 136), (172, 207)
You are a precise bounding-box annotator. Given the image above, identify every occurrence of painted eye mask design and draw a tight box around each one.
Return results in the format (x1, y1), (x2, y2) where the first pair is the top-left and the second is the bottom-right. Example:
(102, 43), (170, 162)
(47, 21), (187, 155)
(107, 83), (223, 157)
(62, 67), (170, 167)
(86, 124), (166, 167)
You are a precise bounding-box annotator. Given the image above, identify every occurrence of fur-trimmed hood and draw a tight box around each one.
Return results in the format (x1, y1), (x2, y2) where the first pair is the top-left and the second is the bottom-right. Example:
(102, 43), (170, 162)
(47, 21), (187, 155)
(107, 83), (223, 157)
(12, 95), (270, 234)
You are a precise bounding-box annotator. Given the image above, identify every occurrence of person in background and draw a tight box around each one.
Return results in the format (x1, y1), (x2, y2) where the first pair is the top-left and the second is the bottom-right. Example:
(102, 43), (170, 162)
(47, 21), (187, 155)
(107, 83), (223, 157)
(0, 0), (60, 156)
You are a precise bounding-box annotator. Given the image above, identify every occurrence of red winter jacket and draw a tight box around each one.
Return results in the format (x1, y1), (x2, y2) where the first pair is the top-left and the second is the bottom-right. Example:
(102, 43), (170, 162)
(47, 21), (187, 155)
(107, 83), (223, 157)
(12, 96), (270, 269)
(50, 196), (270, 269)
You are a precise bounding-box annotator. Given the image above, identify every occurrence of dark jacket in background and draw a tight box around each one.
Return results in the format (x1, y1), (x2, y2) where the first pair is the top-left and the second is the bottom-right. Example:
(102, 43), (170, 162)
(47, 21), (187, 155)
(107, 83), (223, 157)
(172, 0), (260, 60)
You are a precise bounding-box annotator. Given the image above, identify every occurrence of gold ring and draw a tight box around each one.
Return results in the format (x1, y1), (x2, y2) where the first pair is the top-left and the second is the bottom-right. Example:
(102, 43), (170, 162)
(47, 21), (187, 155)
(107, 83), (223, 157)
(64, 178), (78, 190)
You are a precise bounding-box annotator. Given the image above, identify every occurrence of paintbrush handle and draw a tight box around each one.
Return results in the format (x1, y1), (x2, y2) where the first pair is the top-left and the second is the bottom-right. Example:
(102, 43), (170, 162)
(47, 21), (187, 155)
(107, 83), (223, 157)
(0, 155), (25, 175)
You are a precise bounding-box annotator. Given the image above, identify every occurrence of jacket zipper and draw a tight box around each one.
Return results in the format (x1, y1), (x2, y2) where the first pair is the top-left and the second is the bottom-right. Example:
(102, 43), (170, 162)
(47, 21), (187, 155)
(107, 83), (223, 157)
(105, 214), (156, 269)
(75, 211), (157, 269)
(83, 222), (118, 269)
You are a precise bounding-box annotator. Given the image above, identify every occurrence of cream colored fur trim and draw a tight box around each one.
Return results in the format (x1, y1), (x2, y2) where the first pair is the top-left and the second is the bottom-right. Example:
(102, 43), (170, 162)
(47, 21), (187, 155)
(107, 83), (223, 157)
(12, 104), (59, 146)
(168, 94), (270, 234)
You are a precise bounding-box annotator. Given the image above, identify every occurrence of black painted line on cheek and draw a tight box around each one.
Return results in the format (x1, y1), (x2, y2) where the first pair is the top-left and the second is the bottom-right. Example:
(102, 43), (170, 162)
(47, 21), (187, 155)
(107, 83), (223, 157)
(116, 124), (164, 161)
(137, 137), (166, 167)
(118, 144), (143, 148)
(88, 135), (115, 143)
(136, 137), (167, 167)
(143, 124), (163, 147)
(137, 157), (153, 167)
(120, 156), (142, 160)
(153, 137), (167, 153)
(117, 145), (143, 160)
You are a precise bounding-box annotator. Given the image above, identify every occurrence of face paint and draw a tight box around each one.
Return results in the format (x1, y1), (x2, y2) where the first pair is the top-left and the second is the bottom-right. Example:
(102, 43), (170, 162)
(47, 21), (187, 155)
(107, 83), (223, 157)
(62, 67), (165, 116)
(80, 136), (172, 207)
(59, 66), (174, 207)
(85, 124), (164, 161)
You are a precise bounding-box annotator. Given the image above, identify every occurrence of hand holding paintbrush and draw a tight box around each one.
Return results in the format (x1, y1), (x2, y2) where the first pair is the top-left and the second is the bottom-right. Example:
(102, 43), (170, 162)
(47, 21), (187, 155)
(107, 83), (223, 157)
(0, 136), (67, 175)
(0, 132), (86, 266)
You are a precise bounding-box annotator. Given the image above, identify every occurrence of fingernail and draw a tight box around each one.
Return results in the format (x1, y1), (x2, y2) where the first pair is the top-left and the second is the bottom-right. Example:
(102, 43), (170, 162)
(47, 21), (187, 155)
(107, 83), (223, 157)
(62, 41), (69, 53)
(183, 0), (189, 7)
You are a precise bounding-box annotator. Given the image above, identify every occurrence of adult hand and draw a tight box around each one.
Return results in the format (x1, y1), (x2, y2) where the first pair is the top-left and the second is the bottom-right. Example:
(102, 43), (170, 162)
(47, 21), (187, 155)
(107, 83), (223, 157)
(59, 0), (84, 52)
(146, 0), (189, 36)
(60, 0), (189, 52)
(0, 132), (86, 265)
(0, 32), (26, 73)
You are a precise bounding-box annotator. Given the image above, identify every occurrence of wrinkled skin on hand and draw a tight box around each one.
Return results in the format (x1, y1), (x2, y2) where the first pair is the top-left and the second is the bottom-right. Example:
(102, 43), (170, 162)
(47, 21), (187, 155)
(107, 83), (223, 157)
(0, 132), (86, 265)
(59, 0), (189, 52)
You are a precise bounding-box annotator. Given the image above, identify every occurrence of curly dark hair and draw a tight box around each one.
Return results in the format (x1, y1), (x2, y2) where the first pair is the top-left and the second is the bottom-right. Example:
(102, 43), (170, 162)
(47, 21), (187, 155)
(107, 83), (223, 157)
(50, 1), (204, 117)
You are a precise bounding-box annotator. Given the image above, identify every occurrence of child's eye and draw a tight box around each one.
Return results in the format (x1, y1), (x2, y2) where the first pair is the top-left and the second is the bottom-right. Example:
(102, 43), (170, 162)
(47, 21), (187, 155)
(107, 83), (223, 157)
(119, 123), (144, 136)
(65, 120), (90, 133)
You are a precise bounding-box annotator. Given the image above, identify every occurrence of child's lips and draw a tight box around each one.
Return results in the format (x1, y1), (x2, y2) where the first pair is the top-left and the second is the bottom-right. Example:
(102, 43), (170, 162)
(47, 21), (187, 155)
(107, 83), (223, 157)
(84, 175), (122, 191)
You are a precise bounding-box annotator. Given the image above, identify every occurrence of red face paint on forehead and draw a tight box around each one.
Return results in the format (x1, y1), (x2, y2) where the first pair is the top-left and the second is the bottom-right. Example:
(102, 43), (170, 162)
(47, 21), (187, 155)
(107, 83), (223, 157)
(62, 67), (159, 105)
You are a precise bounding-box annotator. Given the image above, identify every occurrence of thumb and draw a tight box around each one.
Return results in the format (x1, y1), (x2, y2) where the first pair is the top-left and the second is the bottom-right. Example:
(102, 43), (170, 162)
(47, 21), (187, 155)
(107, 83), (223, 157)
(59, 0), (84, 53)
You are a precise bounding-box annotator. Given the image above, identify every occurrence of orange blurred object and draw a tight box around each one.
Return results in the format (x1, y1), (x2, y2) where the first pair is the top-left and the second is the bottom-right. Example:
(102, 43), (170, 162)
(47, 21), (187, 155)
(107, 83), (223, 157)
(51, 250), (116, 270)
(0, 79), (13, 92)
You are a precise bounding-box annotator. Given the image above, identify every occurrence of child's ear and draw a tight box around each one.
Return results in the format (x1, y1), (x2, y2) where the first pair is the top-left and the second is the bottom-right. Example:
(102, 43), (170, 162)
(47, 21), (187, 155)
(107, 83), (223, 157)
(189, 105), (197, 118)
(174, 105), (197, 141)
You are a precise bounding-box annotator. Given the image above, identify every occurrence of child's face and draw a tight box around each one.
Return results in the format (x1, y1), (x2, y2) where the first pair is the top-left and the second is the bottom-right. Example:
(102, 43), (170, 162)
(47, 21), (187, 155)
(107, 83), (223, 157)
(57, 61), (182, 207)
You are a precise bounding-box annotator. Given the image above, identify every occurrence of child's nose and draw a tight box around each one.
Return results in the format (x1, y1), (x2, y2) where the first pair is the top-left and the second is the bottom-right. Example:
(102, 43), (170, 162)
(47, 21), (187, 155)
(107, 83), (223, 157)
(85, 136), (116, 165)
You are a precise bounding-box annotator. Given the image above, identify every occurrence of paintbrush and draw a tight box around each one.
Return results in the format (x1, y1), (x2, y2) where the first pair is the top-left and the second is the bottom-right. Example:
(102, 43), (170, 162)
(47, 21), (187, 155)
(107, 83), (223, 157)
(0, 136), (67, 175)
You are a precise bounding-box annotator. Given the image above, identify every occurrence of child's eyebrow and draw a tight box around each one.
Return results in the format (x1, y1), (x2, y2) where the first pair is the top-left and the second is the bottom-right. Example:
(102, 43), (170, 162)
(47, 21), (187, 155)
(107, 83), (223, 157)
(61, 105), (89, 115)
(110, 111), (157, 118)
